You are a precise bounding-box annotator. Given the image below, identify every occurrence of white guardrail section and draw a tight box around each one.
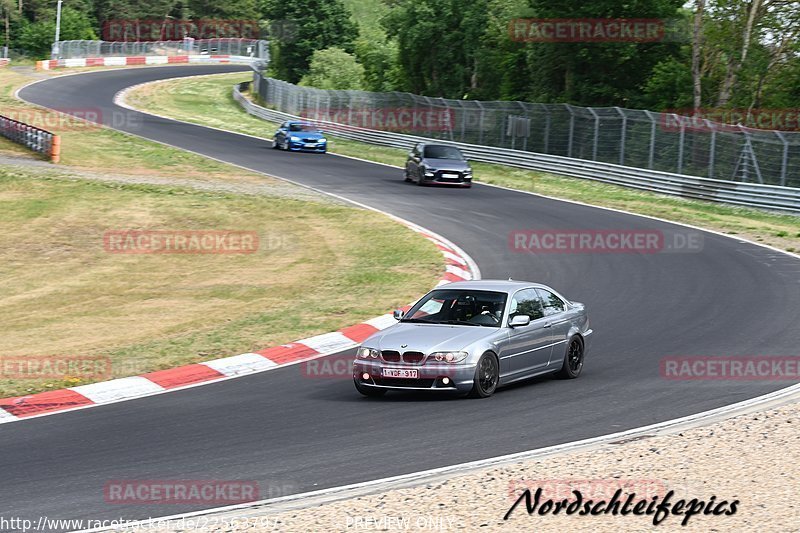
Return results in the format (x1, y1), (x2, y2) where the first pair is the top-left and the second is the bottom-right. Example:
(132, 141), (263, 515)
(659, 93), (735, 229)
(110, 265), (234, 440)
(233, 81), (800, 213)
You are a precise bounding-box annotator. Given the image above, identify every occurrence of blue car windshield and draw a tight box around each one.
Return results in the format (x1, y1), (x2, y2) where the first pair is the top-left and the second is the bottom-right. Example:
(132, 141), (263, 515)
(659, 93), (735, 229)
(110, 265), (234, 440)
(402, 289), (507, 327)
(289, 124), (318, 132)
(423, 146), (463, 160)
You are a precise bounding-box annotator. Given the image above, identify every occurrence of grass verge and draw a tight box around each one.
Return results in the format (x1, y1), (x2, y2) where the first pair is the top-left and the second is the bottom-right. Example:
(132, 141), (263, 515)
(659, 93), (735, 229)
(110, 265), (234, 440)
(0, 67), (442, 397)
(126, 72), (800, 253)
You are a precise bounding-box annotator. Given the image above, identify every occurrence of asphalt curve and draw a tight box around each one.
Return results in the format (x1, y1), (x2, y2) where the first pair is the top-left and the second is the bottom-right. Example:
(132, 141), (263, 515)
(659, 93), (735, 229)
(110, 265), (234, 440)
(4, 65), (800, 527)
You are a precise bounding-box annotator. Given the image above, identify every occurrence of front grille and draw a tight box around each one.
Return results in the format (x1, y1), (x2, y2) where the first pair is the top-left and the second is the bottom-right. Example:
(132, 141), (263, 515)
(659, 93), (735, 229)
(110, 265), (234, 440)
(381, 350), (401, 362)
(302, 138), (318, 143)
(402, 351), (425, 364)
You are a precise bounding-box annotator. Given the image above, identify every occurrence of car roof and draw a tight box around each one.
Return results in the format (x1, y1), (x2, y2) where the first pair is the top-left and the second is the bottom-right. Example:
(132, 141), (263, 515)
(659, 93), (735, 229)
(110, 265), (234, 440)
(432, 279), (550, 294)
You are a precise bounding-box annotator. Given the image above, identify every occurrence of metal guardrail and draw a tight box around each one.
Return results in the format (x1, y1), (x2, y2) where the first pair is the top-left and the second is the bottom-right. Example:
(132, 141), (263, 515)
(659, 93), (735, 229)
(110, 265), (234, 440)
(55, 39), (269, 60)
(233, 82), (800, 213)
(0, 114), (60, 162)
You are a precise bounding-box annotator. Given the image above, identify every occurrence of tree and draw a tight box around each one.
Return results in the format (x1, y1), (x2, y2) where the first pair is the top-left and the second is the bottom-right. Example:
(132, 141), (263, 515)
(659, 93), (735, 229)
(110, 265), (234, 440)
(17, 6), (96, 57)
(299, 46), (364, 90)
(382, 0), (491, 98)
(262, 0), (358, 83)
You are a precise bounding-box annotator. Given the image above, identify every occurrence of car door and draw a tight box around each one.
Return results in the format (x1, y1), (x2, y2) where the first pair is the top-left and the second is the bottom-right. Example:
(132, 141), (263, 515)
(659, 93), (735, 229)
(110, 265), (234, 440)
(499, 288), (553, 378)
(536, 288), (571, 367)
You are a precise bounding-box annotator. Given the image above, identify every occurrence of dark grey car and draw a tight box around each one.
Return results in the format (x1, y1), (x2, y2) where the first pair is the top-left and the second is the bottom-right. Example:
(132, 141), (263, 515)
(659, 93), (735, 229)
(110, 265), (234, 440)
(404, 143), (473, 187)
(353, 280), (592, 398)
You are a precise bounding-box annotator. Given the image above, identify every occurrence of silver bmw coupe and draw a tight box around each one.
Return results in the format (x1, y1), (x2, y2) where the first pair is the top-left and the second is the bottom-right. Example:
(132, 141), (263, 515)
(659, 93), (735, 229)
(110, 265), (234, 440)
(353, 280), (592, 398)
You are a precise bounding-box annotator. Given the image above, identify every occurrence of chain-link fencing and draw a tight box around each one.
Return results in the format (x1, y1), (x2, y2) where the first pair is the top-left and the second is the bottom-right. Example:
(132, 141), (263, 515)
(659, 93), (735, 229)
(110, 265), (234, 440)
(55, 39), (268, 60)
(253, 73), (800, 188)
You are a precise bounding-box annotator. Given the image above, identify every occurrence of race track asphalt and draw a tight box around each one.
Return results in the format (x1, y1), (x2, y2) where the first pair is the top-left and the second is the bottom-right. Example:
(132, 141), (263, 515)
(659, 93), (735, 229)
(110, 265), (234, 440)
(3, 65), (799, 527)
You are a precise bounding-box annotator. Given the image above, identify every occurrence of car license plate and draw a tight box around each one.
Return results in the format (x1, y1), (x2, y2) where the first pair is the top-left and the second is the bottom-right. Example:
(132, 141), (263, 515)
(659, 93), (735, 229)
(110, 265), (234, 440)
(304, 143), (317, 148)
(382, 368), (418, 379)
(442, 173), (459, 178)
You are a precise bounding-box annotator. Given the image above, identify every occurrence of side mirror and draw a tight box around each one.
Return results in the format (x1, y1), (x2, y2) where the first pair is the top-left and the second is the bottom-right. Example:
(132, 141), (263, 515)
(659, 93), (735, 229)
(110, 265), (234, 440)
(509, 315), (530, 327)
(393, 309), (405, 320)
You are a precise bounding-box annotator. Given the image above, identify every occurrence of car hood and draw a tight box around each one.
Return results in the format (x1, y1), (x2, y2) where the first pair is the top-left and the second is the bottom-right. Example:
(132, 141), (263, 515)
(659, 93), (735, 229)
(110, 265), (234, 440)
(422, 158), (470, 170)
(364, 322), (494, 353)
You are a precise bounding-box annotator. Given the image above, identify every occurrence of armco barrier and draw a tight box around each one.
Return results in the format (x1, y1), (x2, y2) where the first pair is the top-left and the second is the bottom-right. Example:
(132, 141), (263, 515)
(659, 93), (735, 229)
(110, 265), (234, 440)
(36, 54), (255, 70)
(233, 81), (800, 213)
(0, 114), (60, 162)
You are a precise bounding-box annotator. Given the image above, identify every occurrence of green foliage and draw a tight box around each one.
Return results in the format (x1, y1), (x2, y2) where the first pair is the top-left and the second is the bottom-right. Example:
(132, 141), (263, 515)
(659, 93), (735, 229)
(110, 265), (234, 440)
(262, 0), (359, 83)
(17, 7), (97, 58)
(299, 47), (365, 90)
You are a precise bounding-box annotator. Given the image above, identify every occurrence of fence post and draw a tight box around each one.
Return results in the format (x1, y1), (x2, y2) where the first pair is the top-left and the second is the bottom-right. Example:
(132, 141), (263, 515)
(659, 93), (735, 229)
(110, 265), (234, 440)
(775, 131), (789, 186)
(542, 104), (550, 154)
(615, 107), (626, 165)
(588, 107), (600, 161)
(677, 116), (685, 174)
(706, 119), (716, 179)
(645, 110), (656, 169)
(566, 104), (575, 158)
(475, 101), (485, 146)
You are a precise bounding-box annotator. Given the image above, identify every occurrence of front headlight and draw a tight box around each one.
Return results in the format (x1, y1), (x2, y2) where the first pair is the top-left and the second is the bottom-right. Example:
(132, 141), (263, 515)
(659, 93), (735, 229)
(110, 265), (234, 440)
(430, 351), (469, 363)
(290, 136), (300, 141)
(424, 168), (436, 177)
(358, 347), (380, 359)
(318, 138), (327, 143)
(465, 168), (473, 175)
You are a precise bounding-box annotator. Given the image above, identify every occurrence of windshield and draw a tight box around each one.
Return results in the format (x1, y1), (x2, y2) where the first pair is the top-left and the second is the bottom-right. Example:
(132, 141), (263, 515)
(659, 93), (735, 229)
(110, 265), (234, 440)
(423, 145), (464, 160)
(402, 289), (507, 327)
(289, 123), (319, 132)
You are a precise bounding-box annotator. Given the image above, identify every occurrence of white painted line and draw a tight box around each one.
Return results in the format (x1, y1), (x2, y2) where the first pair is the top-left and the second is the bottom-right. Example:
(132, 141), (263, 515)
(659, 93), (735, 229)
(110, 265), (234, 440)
(0, 408), (19, 422)
(364, 314), (398, 330)
(201, 353), (277, 377)
(70, 377), (164, 404)
(297, 332), (358, 354)
(442, 250), (468, 265)
(446, 264), (472, 280)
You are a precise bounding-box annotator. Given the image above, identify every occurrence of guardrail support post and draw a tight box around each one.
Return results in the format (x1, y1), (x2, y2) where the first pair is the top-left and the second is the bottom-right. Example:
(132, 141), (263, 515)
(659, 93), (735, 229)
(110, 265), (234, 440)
(51, 135), (61, 163)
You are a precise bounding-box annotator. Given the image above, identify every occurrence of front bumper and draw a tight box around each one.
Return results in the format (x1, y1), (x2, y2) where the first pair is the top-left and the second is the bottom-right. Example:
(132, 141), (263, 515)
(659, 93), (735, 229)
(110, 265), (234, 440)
(421, 170), (472, 187)
(353, 359), (477, 392)
(287, 140), (327, 152)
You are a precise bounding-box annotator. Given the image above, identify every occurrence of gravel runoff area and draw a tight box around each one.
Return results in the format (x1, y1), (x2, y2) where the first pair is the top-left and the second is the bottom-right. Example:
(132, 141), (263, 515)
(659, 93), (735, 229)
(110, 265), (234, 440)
(115, 392), (800, 533)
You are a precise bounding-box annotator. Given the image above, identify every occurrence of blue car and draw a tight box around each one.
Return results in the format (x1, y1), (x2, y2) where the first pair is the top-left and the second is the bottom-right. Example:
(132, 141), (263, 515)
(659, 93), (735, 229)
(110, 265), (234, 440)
(272, 121), (327, 153)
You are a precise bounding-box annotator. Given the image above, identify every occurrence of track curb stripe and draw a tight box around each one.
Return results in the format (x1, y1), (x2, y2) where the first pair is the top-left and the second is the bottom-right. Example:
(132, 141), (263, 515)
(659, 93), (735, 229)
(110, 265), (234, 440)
(35, 55), (253, 71)
(0, 232), (477, 423)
